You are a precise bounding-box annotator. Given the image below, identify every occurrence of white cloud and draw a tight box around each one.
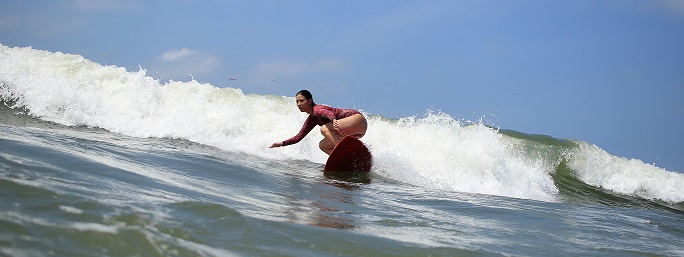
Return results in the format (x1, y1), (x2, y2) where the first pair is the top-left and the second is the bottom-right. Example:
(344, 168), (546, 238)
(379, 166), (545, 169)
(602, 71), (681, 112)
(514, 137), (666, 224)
(315, 58), (348, 72)
(159, 48), (197, 61)
(152, 48), (221, 80)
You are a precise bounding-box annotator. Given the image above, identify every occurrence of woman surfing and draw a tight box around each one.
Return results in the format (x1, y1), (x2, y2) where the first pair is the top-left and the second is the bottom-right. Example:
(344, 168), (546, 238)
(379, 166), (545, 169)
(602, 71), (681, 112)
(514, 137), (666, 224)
(269, 90), (367, 155)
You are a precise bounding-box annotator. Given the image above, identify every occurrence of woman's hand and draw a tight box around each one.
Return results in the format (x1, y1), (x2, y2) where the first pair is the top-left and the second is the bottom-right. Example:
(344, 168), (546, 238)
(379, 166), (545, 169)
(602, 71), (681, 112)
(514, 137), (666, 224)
(269, 141), (284, 148)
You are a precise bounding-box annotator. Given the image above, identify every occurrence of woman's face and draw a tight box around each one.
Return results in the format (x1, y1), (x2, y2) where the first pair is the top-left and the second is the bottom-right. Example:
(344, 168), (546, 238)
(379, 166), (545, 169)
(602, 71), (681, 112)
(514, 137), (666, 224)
(295, 94), (312, 113)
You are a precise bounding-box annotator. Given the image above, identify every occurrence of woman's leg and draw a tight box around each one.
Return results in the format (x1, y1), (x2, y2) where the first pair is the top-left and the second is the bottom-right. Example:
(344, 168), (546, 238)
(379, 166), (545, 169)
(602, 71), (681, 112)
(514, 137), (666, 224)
(319, 137), (336, 155)
(319, 114), (367, 154)
(334, 114), (367, 138)
(319, 122), (342, 154)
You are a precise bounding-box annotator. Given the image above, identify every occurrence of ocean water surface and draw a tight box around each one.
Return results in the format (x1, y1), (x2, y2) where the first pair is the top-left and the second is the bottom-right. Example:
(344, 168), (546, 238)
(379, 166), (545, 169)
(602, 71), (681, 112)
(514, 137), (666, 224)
(1, 44), (683, 256)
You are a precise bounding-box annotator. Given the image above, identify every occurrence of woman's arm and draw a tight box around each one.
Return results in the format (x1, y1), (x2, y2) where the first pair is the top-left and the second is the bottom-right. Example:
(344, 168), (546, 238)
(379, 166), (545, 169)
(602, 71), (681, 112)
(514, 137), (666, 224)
(273, 115), (317, 147)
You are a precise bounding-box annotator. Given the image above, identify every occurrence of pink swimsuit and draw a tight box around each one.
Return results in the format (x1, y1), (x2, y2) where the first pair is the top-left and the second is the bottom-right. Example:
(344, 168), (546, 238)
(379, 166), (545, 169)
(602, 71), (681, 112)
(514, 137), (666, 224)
(282, 105), (361, 146)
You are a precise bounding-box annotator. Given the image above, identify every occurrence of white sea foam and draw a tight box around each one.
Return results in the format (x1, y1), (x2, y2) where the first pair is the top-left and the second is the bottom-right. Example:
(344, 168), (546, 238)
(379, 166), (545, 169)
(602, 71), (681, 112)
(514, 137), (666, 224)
(2, 44), (682, 203)
(70, 222), (119, 234)
(59, 205), (84, 214)
(366, 113), (559, 201)
(568, 141), (684, 203)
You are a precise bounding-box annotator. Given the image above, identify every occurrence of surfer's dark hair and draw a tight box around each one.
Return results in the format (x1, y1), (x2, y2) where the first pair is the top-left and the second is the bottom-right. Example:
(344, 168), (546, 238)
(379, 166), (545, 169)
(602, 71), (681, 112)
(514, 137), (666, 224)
(296, 89), (315, 107)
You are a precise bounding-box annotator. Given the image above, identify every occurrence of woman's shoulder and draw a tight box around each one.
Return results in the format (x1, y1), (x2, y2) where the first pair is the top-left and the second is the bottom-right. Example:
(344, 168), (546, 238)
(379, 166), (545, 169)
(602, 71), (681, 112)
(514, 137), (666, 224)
(313, 104), (333, 112)
(314, 103), (332, 108)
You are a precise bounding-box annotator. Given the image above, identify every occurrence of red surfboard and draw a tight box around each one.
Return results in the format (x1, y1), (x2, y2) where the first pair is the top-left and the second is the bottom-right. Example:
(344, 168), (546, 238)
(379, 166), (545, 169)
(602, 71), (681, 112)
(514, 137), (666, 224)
(323, 136), (372, 172)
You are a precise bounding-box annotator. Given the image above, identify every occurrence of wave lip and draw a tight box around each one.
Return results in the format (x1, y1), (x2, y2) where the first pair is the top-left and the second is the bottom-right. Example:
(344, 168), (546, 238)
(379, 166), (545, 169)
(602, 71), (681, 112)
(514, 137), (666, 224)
(569, 141), (684, 204)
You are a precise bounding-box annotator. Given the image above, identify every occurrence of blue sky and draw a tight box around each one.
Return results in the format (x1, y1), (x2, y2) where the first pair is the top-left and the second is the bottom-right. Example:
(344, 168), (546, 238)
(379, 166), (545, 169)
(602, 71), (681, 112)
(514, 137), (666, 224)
(1, 0), (683, 172)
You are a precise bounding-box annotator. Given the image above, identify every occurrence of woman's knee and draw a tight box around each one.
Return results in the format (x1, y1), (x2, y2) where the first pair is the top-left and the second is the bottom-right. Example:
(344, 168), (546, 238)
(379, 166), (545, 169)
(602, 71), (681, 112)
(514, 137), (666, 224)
(321, 123), (336, 136)
(320, 124), (330, 135)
